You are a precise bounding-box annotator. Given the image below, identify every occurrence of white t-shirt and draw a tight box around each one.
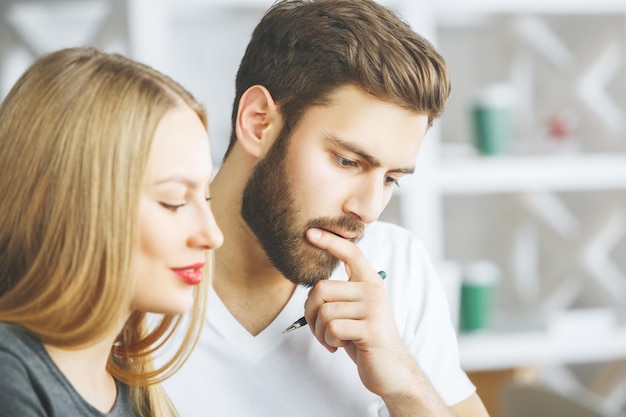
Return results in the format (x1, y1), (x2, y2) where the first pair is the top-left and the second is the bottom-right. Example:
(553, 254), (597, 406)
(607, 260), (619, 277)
(164, 221), (475, 417)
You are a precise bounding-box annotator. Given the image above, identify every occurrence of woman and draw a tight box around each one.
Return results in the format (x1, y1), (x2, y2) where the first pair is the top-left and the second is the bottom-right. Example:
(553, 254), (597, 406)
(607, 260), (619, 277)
(0, 47), (223, 416)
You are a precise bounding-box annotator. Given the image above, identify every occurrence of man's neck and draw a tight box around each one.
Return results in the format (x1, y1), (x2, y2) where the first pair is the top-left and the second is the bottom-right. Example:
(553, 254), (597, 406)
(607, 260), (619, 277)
(211, 159), (297, 336)
(213, 265), (297, 336)
(212, 226), (297, 336)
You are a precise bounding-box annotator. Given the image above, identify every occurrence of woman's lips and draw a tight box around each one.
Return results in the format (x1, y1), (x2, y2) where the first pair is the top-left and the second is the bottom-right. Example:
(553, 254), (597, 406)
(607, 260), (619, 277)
(171, 262), (205, 286)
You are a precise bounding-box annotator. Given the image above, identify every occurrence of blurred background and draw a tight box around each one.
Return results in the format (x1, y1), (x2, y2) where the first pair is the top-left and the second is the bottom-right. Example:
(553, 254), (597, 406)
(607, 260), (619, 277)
(1, 0), (625, 415)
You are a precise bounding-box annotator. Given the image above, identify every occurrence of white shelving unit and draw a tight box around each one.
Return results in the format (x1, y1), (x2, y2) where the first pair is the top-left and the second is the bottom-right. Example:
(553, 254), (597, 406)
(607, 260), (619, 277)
(436, 153), (626, 195)
(413, 0), (626, 376)
(459, 325), (626, 372)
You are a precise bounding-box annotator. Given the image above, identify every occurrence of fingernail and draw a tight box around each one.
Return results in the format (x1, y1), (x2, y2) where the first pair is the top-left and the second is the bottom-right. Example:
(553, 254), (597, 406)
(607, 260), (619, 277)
(308, 228), (322, 240)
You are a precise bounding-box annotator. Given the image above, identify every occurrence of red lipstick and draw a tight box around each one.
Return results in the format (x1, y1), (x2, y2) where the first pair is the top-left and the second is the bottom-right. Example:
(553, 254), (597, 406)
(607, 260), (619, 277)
(171, 262), (205, 286)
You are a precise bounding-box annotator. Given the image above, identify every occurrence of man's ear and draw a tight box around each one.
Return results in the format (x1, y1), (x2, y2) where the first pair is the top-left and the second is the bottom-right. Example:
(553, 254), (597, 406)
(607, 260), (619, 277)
(235, 85), (282, 159)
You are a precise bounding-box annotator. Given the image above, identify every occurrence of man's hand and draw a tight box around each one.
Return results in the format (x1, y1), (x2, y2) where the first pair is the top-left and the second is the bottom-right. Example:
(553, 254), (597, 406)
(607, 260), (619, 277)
(304, 227), (490, 417)
(304, 227), (417, 397)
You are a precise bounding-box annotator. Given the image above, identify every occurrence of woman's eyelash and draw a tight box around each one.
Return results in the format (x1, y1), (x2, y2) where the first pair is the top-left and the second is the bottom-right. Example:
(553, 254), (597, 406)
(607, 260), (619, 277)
(160, 202), (186, 211)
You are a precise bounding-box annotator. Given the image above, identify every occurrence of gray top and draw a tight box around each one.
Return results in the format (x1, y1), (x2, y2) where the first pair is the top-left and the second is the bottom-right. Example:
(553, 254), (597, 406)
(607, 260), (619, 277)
(0, 322), (139, 417)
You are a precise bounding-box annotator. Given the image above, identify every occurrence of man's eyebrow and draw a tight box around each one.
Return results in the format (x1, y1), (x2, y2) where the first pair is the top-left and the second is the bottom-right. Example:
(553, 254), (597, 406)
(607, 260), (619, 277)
(325, 133), (415, 174)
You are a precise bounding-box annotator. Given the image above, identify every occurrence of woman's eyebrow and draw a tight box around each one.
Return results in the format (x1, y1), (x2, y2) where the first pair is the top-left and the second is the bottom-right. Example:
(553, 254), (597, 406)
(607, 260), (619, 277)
(152, 176), (201, 188)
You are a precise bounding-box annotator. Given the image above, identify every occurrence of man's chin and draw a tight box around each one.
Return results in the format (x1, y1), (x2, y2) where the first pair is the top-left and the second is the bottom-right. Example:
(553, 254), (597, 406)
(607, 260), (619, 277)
(278, 253), (340, 287)
(283, 271), (333, 288)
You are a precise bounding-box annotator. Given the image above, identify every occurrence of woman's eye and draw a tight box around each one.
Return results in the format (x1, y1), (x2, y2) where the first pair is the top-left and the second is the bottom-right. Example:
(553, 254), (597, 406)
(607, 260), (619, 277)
(336, 155), (357, 167)
(160, 202), (186, 212)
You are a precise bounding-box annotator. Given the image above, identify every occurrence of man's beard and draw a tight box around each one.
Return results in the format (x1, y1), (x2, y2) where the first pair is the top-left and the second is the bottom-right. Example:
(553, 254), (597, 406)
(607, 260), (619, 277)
(241, 130), (364, 287)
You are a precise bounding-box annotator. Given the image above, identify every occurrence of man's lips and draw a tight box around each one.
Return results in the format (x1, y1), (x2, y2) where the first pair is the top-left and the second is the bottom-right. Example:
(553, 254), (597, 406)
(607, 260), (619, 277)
(171, 262), (205, 286)
(320, 227), (360, 241)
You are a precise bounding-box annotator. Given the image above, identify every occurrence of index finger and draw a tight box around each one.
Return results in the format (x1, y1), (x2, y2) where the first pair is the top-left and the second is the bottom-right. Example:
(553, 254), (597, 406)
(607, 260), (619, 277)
(306, 228), (380, 283)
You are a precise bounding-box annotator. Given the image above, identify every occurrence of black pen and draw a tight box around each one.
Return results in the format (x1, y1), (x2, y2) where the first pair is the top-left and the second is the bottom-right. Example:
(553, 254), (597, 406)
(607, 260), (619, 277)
(282, 270), (387, 334)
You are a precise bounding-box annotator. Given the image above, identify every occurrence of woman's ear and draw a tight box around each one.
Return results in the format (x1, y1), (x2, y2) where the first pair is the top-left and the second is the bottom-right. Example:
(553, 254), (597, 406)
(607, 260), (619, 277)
(235, 85), (282, 159)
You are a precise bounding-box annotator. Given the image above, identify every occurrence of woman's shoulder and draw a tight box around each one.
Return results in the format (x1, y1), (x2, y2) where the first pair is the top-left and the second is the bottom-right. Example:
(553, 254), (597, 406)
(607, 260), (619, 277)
(0, 322), (37, 350)
(0, 322), (45, 373)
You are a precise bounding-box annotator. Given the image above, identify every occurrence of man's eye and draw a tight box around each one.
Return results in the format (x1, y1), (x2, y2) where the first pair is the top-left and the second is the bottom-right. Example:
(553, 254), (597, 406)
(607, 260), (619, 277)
(336, 155), (357, 167)
(160, 202), (186, 212)
(385, 176), (400, 187)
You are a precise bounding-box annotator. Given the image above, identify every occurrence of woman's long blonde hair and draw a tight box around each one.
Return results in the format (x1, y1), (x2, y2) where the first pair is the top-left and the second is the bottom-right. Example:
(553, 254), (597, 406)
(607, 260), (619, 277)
(0, 47), (210, 417)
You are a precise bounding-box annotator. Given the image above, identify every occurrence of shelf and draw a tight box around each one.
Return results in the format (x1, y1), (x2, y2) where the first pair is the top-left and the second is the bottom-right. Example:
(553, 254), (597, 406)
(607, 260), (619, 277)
(173, 0), (404, 8)
(459, 326), (626, 372)
(433, 0), (625, 15)
(174, 0), (271, 8)
(434, 153), (626, 195)
(178, 0), (626, 13)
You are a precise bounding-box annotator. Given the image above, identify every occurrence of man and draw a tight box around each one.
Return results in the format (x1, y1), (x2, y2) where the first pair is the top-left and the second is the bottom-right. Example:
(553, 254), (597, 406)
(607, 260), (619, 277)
(164, 1), (489, 416)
